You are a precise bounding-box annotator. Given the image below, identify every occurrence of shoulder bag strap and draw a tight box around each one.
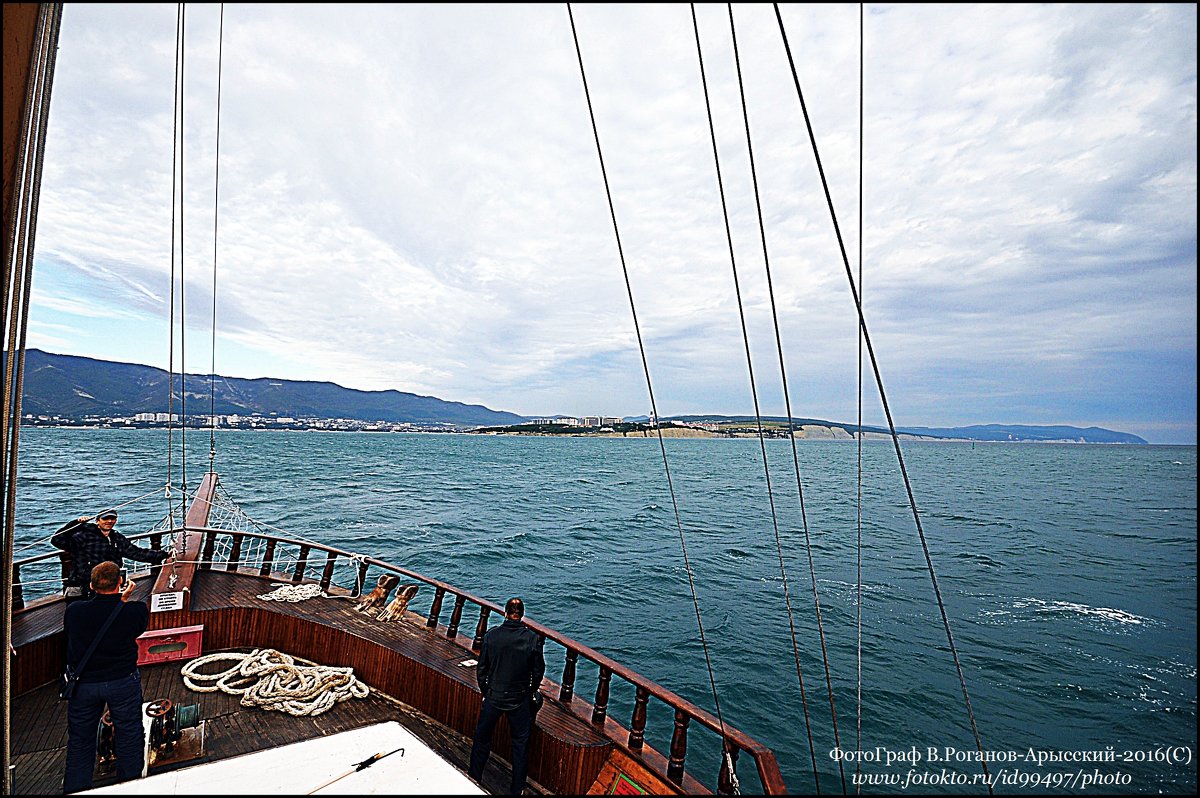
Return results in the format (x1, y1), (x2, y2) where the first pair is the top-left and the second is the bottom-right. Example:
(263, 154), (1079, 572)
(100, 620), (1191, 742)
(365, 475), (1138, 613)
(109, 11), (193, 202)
(72, 600), (127, 677)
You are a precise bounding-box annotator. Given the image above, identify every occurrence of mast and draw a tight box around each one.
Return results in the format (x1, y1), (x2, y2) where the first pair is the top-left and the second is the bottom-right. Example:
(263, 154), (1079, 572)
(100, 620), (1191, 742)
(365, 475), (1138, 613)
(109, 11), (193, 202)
(2, 4), (63, 794)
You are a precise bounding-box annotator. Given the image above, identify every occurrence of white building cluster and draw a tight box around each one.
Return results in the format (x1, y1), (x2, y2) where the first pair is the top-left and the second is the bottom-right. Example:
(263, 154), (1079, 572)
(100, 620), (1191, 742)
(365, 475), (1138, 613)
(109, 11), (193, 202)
(525, 415), (624, 427)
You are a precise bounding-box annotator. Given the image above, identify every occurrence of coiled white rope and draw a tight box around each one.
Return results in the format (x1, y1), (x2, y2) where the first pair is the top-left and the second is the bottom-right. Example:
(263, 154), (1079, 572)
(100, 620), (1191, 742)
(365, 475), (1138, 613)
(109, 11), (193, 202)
(181, 648), (369, 717)
(257, 583), (326, 602)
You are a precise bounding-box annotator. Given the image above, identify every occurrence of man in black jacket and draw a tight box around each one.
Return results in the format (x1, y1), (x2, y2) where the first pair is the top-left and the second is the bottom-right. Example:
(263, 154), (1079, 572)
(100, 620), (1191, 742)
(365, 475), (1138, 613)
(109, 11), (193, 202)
(51, 510), (170, 603)
(62, 561), (149, 793)
(468, 597), (545, 795)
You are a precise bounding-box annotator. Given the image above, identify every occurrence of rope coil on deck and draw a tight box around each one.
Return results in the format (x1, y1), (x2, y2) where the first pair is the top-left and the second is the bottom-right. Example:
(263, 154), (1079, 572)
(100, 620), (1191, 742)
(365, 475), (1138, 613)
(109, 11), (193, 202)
(256, 583), (327, 602)
(181, 648), (369, 716)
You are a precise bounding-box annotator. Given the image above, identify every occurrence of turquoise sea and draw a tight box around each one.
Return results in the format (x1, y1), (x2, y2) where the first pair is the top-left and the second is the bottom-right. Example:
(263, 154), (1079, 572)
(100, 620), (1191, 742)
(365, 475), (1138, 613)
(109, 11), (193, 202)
(11, 428), (1198, 794)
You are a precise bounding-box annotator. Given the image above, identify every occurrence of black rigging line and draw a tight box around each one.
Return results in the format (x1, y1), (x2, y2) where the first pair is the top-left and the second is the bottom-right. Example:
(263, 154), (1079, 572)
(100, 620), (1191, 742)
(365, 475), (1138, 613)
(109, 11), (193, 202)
(772, 5), (992, 792)
(723, 4), (845, 793)
(855, 4), (865, 792)
(179, 2), (188, 499)
(167, 3), (183, 528)
(565, 0), (733, 758)
(209, 4), (225, 471)
(692, 3), (822, 791)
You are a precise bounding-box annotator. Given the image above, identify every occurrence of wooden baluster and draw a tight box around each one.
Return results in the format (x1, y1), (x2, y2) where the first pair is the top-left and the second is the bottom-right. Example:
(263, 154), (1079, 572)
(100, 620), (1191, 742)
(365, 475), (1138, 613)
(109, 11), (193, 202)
(11, 563), (24, 611)
(259, 539), (276, 577)
(356, 559), (369, 597)
(472, 606), (491, 650)
(446, 594), (466, 639)
(628, 686), (649, 751)
(426, 586), (445, 630)
(292, 544), (310, 583)
(320, 553), (337, 591)
(200, 529), (216, 571)
(667, 709), (689, 785)
(591, 666), (611, 725)
(149, 532), (165, 581)
(559, 649), (578, 702)
(717, 739), (741, 795)
(225, 533), (243, 572)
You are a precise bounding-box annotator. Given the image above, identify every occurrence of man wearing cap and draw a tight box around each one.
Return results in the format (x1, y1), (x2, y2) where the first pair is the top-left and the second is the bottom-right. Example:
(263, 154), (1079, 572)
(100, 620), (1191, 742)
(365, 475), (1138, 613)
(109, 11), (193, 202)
(51, 509), (170, 603)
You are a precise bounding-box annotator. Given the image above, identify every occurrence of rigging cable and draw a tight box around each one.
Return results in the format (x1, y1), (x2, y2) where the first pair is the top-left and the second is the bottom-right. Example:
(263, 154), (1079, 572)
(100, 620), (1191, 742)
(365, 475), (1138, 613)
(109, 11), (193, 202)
(208, 4), (225, 471)
(854, 3), (865, 792)
(722, 4), (846, 792)
(179, 3), (188, 504)
(691, 4), (823, 791)
(772, 5), (992, 791)
(167, 4), (184, 531)
(565, 1), (735, 771)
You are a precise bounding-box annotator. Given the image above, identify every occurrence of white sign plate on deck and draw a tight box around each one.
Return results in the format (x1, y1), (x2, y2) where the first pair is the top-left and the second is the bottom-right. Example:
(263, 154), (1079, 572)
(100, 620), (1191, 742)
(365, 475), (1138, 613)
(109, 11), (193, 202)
(83, 720), (484, 795)
(150, 591), (185, 613)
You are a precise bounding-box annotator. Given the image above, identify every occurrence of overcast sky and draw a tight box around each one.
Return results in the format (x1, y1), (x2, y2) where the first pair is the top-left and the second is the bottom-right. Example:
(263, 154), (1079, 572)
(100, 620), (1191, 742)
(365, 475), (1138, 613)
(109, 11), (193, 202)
(28, 4), (1197, 443)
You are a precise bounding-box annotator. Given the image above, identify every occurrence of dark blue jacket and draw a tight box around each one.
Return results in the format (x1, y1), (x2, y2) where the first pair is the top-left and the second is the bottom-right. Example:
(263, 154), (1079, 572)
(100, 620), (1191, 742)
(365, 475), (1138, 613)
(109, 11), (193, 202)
(65, 594), (149, 682)
(477, 618), (545, 711)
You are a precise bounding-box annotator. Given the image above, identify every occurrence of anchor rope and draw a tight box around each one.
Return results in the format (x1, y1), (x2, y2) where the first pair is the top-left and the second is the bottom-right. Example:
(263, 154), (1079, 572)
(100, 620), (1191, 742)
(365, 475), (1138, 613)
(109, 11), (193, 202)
(773, 5), (992, 791)
(181, 648), (369, 717)
(721, 4), (843, 791)
(566, 1), (733, 757)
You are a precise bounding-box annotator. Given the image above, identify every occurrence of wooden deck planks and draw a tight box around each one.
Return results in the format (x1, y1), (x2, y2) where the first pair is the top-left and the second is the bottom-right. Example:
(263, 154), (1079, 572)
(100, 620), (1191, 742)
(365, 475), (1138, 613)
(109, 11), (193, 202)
(11, 568), (684, 795)
(9, 657), (546, 795)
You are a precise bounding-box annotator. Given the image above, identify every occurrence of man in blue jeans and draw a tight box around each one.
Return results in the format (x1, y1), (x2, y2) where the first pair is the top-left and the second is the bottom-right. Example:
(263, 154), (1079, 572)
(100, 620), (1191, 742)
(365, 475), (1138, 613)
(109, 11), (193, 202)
(468, 597), (545, 795)
(62, 561), (149, 793)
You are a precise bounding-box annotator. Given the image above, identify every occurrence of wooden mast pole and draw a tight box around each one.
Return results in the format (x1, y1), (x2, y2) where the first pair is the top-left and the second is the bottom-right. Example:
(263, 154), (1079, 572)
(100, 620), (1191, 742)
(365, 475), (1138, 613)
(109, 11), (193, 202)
(2, 5), (63, 794)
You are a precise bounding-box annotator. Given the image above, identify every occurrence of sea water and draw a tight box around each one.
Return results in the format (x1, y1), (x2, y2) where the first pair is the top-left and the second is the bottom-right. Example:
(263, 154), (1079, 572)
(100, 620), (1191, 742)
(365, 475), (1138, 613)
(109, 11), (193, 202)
(12, 428), (1197, 794)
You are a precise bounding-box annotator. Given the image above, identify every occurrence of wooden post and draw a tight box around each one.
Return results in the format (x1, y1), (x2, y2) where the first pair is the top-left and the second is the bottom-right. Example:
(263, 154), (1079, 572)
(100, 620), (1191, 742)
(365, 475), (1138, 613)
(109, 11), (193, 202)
(259, 538), (276, 577)
(472, 606), (491, 650)
(200, 529), (216, 571)
(292, 544), (310, 583)
(427, 586), (445, 630)
(10, 564), (22, 611)
(356, 559), (369, 597)
(628, 686), (649, 751)
(559, 649), (578, 702)
(667, 709), (689, 784)
(446, 594), (466, 639)
(319, 553), (337, 591)
(718, 739), (741, 795)
(225, 533), (242, 572)
(591, 666), (611, 725)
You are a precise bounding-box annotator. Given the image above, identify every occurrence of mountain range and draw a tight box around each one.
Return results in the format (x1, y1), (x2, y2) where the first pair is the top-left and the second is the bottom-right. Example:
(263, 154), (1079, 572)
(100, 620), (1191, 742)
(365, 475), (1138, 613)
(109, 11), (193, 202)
(16, 350), (1149, 443)
(17, 349), (525, 427)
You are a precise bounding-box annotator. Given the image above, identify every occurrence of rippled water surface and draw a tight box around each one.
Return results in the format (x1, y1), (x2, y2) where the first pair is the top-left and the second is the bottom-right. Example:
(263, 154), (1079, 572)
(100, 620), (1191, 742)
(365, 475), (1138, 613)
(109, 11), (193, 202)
(13, 429), (1198, 793)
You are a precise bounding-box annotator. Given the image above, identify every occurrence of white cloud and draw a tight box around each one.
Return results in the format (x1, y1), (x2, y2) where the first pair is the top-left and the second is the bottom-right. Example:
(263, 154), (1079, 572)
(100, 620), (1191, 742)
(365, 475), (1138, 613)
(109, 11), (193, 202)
(27, 3), (1198, 441)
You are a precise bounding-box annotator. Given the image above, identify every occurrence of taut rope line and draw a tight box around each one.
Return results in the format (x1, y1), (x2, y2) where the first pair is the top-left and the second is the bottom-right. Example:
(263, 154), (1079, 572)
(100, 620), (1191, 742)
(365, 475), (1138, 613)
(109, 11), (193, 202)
(722, 4), (845, 791)
(208, 3), (225, 471)
(566, 1), (735, 764)
(691, 4), (819, 791)
(773, 5), (992, 791)
(855, 3), (865, 790)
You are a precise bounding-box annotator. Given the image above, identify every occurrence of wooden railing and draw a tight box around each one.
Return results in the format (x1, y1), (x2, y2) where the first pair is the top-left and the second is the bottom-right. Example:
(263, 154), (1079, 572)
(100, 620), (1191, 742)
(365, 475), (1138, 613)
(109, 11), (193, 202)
(13, 524), (786, 794)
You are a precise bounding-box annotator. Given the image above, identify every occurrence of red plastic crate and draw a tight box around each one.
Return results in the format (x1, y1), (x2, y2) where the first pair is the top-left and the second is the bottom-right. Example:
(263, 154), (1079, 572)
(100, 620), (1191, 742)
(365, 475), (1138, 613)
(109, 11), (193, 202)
(136, 624), (204, 665)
